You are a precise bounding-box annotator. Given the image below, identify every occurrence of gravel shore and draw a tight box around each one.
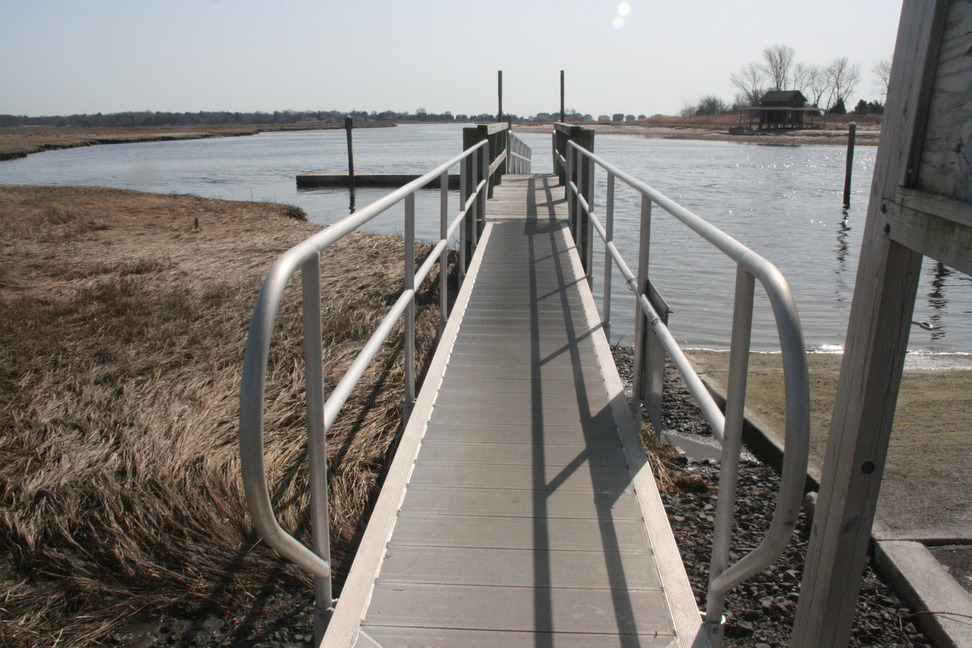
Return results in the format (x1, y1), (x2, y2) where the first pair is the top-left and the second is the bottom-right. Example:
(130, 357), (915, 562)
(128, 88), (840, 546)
(612, 346), (932, 647)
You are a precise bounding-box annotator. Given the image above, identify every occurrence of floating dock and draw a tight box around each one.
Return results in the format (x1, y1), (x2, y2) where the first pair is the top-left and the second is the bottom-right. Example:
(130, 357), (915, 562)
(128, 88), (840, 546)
(296, 172), (461, 189)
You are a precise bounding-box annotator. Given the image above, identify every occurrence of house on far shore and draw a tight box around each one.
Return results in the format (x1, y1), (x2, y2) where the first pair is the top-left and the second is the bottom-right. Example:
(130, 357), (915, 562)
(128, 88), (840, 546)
(740, 90), (822, 131)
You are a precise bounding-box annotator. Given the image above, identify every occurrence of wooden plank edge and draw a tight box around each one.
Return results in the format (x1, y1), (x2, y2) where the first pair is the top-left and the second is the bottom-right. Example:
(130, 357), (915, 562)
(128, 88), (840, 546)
(559, 225), (710, 647)
(322, 223), (497, 648)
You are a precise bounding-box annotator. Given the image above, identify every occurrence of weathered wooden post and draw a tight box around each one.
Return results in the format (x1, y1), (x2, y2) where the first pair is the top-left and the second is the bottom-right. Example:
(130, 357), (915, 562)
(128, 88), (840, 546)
(560, 70), (565, 122)
(574, 127), (595, 274)
(497, 70), (503, 122)
(344, 116), (355, 187)
(843, 122), (856, 208)
(794, 2), (972, 645)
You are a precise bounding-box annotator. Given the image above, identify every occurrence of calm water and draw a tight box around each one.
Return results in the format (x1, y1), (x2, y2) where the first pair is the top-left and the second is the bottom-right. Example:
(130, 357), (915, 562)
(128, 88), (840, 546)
(2, 124), (969, 353)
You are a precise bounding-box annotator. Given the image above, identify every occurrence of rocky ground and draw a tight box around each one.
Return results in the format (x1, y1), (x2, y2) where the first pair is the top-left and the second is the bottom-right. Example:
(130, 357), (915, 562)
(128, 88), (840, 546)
(612, 347), (932, 647)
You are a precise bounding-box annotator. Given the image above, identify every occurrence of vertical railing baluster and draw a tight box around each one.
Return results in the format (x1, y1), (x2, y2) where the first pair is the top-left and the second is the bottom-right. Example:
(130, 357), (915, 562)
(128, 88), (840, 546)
(404, 195), (416, 417)
(439, 170), (449, 331)
(480, 143), (490, 232)
(603, 173), (615, 341)
(470, 148), (479, 249)
(459, 152), (468, 278)
(584, 153), (595, 282)
(631, 195), (652, 421)
(301, 254), (332, 646)
(704, 267), (755, 648)
(566, 145), (575, 238)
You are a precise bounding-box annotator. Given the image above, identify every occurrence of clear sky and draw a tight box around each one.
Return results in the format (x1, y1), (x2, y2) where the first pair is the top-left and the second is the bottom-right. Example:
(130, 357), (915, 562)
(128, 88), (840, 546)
(2, 0), (903, 118)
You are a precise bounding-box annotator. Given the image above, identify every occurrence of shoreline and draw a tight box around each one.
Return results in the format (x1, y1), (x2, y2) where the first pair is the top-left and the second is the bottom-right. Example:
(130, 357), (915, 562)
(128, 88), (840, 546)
(515, 118), (881, 147)
(0, 114), (881, 163)
(0, 121), (394, 161)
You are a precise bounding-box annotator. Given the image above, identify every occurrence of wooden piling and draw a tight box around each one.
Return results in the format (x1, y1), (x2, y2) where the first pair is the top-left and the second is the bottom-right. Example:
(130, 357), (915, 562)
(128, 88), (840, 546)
(345, 116), (355, 186)
(560, 70), (566, 122)
(843, 122), (856, 208)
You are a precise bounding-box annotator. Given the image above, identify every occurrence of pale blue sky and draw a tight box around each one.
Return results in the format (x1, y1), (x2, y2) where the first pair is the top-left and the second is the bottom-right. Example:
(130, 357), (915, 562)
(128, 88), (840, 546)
(2, 0), (902, 118)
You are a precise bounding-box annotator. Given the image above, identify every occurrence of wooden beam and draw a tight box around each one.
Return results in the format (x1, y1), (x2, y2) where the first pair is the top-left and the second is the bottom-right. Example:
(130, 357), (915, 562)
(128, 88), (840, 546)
(887, 187), (972, 275)
(790, 2), (950, 646)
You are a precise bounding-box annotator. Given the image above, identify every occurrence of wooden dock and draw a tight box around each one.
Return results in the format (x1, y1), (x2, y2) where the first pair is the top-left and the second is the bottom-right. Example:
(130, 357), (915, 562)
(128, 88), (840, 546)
(296, 172), (461, 189)
(324, 174), (707, 647)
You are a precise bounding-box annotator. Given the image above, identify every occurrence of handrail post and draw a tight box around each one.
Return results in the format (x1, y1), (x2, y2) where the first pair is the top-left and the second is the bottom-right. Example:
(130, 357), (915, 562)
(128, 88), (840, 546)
(566, 145), (575, 236)
(439, 170), (449, 332)
(404, 194), (416, 417)
(704, 268), (755, 648)
(301, 254), (333, 644)
(603, 173), (615, 340)
(584, 153), (595, 280)
(480, 142), (489, 236)
(470, 147), (480, 249)
(631, 195), (652, 421)
(459, 151), (469, 277)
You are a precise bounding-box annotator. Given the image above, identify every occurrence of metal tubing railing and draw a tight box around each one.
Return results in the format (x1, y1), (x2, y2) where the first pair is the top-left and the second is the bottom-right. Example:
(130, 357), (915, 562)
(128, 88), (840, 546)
(563, 140), (810, 648)
(239, 138), (490, 646)
(507, 130), (533, 174)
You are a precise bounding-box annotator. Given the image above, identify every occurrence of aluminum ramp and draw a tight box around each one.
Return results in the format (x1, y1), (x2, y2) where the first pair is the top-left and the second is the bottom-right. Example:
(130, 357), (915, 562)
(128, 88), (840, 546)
(324, 174), (707, 647)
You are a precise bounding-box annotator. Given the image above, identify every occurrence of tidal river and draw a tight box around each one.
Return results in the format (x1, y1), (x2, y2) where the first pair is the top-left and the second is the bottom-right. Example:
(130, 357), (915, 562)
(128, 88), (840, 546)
(1, 123), (969, 354)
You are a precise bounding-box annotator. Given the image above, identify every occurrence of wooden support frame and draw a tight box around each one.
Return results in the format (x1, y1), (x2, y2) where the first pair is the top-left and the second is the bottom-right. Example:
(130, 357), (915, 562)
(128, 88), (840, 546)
(792, 2), (964, 645)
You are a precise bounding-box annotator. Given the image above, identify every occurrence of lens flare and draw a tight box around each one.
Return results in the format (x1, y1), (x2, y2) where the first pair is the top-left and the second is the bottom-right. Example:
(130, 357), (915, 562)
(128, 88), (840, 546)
(612, 15), (625, 29)
(617, 2), (631, 16)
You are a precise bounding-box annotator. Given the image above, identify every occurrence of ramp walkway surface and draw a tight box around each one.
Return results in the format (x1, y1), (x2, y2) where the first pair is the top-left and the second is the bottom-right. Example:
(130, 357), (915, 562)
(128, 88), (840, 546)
(325, 174), (706, 648)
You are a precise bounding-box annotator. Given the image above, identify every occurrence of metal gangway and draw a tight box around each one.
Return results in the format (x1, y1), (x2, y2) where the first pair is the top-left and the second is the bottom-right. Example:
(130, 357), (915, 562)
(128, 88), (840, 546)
(239, 124), (810, 647)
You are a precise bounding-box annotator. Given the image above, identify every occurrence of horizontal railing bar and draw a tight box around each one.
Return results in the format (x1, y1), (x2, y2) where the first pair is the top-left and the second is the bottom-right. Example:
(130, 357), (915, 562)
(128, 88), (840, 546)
(488, 150), (506, 178)
(323, 287), (414, 429)
(638, 292), (726, 440)
(324, 234), (449, 428)
(569, 177), (728, 437)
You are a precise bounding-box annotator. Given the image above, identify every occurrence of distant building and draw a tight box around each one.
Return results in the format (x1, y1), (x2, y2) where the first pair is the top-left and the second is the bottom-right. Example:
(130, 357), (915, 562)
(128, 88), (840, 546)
(742, 90), (821, 130)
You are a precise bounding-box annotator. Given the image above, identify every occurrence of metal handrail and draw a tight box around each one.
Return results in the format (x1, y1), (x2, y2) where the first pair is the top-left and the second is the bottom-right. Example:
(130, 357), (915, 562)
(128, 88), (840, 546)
(239, 138), (492, 645)
(507, 130), (533, 174)
(564, 140), (810, 648)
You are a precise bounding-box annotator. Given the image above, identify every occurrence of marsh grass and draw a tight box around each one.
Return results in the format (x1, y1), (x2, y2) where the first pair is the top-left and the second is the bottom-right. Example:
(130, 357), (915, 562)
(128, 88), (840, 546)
(0, 185), (450, 646)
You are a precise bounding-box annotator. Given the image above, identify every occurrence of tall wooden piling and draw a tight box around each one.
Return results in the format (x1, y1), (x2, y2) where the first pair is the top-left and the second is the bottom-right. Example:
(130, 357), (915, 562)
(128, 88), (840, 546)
(843, 122), (856, 208)
(345, 116), (355, 186)
(497, 70), (503, 121)
(560, 70), (566, 122)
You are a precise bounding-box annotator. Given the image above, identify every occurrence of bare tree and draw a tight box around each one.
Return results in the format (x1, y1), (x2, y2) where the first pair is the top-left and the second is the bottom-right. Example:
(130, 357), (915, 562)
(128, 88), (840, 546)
(730, 62), (766, 106)
(804, 65), (828, 106)
(791, 62), (810, 97)
(761, 44), (797, 91)
(872, 58), (892, 100)
(825, 57), (861, 109)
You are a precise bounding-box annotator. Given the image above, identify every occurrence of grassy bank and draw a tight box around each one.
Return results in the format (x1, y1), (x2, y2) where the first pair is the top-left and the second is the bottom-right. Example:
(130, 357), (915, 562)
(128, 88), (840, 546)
(685, 350), (972, 539)
(0, 122), (392, 161)
(0, 185), (448, 646)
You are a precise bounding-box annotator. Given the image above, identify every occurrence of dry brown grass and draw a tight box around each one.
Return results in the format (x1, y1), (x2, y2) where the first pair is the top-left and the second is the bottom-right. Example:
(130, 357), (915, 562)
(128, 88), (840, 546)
(0, 185), (450, 646)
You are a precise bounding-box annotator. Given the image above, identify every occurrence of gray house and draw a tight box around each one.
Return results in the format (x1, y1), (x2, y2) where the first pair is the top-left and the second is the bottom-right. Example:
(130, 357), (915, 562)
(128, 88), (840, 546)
(744, 90), (821, 130)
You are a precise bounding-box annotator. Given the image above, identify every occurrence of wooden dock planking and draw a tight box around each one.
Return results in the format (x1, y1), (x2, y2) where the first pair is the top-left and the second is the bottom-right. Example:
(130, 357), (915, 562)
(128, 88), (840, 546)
(324, 174), (706, 647)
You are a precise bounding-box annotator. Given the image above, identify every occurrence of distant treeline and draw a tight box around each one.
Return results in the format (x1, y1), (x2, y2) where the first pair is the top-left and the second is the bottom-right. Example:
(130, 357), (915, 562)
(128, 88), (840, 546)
(0, 109), (550, 128)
